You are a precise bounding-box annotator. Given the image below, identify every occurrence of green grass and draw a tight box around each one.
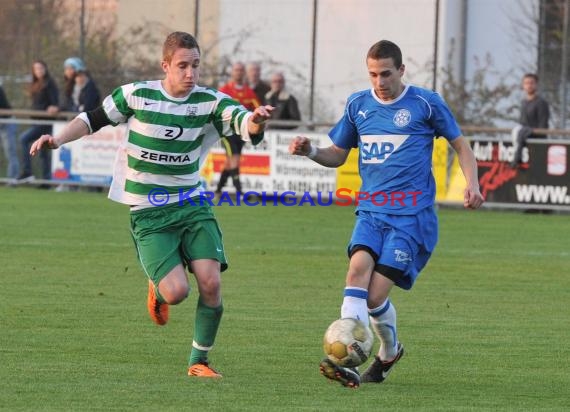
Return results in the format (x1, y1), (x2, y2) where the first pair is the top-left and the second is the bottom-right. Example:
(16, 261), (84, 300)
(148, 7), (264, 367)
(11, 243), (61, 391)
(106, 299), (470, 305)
(1, 187), (569, 411)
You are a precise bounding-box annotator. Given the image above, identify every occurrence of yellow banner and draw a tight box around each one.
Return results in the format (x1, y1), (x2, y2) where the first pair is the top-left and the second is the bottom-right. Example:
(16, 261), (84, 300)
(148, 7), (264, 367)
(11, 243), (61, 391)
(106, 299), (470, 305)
(336, 149), (361, 192)
(433, 138), (448, 201)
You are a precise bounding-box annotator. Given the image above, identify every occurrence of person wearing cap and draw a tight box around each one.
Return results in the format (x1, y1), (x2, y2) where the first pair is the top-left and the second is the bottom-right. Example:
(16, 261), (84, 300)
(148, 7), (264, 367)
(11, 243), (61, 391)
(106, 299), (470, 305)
(62, 57), (101, 113)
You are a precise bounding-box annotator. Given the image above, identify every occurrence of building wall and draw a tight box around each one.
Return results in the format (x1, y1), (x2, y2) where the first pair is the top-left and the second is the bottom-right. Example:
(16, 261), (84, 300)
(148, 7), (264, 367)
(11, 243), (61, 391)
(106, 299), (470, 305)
(217, 0), (437, 121)
(116, 0), (220, 72)
(111, 0), (539, 123)
(464, 0), (539, 86)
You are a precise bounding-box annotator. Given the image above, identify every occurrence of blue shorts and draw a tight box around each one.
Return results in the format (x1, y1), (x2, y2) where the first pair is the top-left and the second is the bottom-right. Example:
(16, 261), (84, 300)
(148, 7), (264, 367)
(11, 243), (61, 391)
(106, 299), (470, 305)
(348, 208), (438, 290)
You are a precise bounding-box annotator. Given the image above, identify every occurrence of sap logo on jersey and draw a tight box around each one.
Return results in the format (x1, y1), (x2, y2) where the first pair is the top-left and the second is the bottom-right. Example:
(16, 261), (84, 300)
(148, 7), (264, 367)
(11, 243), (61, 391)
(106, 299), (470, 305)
(360, 135), (409, 164)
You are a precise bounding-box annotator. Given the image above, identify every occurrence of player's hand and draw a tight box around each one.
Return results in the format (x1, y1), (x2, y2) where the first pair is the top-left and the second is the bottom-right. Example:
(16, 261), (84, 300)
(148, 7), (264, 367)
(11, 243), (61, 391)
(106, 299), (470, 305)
(30, 135), (59, 156)
(251, 105), (275, 124)
(288, 136), (312, 157)
(464, 186), (484, 209)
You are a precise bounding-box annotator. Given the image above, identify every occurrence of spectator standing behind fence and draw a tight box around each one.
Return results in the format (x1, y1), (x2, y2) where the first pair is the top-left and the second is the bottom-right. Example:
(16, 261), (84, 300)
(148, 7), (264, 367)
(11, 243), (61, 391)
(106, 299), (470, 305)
(217, 62), (260, 195)
(18, 60), (59, 183)
(61, 57), (101, 113)
(0, 85), (20, 185)
(246, 62), (270, 105)
(264, 72), (301, 130)
(511, 73), (550, 168)
(55, 57), (102, 192)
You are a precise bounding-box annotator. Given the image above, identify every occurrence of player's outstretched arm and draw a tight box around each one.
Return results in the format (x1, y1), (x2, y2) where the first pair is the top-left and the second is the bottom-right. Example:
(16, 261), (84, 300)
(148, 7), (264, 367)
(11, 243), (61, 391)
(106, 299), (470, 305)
(30, 117), (90, 156)
(449, 136), (484, 209)
(288, 136), (349, 168)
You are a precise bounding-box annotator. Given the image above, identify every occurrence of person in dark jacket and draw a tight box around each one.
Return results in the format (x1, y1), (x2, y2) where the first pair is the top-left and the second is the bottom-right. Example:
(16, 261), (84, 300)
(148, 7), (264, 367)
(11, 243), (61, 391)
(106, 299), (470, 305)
(0, 85), (20, 183)
(511, 73), (550, 167)
(246, 62), (270, 105)
(264, 72), (301, 129)
(520, 73), (549, 136)
(62, 57), (101, 112)
(18, 60), (59, 182)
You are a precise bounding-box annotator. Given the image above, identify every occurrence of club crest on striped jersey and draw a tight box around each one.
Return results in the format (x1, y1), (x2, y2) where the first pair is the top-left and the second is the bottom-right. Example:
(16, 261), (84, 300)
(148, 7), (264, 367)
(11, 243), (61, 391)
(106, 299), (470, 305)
(186, 105), (198, 116)
(360, 135), (409, 164)
(393, 109), (411, 127)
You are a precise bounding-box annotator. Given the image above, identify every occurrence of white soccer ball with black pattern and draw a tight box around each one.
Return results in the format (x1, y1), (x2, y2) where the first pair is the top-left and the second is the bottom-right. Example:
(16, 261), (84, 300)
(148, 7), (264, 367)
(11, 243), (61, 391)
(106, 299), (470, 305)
(322, 318), (374, 367)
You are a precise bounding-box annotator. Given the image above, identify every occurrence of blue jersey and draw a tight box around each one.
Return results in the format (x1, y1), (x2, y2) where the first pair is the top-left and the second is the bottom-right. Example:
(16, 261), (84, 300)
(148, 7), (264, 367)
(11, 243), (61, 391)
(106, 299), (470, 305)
(330, 84), (461, 214)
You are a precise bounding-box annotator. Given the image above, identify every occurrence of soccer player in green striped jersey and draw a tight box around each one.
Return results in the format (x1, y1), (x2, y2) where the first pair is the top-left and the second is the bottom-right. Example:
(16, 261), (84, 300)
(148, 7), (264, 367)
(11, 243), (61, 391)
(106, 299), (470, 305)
(30, 31), (274, 378)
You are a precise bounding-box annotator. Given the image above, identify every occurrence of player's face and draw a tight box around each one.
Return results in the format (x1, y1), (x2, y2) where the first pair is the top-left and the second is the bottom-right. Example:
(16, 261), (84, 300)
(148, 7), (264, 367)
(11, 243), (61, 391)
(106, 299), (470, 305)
(367, 57), (405, 101)
(162, 47), (200, 97)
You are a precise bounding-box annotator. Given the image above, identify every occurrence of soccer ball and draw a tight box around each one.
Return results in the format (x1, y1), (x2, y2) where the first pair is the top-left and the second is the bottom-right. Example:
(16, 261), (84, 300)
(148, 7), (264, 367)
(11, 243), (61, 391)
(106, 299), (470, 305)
(322, 318), (374, 367)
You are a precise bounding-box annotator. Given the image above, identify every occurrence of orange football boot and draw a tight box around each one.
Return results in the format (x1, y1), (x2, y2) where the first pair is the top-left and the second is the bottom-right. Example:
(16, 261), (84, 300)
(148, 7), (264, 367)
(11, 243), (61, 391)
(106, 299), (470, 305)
(147, 280), (169, 325)
(188, 362), (223, 378)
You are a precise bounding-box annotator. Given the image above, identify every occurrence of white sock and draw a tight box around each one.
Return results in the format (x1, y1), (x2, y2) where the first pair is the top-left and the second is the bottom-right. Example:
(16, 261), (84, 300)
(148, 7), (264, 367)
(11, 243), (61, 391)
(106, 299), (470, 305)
(369, 299), (398, 360)
(340, 287), (369, 326)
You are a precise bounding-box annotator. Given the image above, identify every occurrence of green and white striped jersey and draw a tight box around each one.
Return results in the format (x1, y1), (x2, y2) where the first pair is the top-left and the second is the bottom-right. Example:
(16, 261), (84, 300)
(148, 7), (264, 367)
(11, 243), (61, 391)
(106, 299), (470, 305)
(103, 80), (257, 208)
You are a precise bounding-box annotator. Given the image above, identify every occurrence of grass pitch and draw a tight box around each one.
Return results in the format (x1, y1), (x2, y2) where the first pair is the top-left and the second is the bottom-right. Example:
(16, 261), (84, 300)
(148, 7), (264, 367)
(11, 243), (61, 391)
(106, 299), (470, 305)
(1, 187), (569, 411)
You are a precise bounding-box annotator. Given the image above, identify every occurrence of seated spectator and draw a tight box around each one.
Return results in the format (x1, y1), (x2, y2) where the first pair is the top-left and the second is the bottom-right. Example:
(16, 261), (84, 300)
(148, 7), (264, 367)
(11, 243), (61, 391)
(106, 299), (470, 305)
(264, 72), (301, 129)
(511, 73), (549, 168)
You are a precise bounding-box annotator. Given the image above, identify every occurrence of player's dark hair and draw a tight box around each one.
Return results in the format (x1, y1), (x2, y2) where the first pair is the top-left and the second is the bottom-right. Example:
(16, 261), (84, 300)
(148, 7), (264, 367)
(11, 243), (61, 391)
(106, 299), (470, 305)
(367, 40), (402, 69)
(523, 73), (539, 82)
(163, 32), (200, 62)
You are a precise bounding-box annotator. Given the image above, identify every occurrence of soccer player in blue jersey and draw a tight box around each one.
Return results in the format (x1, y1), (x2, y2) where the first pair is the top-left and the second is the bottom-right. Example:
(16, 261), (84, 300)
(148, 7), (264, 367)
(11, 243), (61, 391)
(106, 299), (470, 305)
(289, 40), (484, 388)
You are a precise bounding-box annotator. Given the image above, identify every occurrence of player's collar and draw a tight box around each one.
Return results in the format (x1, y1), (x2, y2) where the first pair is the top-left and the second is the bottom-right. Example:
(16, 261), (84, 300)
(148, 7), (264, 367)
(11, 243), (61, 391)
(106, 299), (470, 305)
(370, 84), (410, 105)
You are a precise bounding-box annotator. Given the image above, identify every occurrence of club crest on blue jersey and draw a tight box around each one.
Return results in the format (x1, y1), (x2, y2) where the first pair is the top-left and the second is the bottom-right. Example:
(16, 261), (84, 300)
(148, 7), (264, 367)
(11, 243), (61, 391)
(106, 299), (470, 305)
(360, 135), (409, 164)
(393, 109), (411, 127)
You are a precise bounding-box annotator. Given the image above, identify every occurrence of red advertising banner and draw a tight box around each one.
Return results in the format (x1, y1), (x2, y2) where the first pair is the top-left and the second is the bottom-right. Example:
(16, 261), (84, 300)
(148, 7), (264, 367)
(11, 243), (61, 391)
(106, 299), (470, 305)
(473, 138), (570, 211)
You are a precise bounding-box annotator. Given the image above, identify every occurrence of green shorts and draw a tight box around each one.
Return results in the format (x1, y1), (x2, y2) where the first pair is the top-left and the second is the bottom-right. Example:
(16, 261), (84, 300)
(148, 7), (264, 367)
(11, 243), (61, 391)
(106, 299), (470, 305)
(130, 202), (227, 285)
